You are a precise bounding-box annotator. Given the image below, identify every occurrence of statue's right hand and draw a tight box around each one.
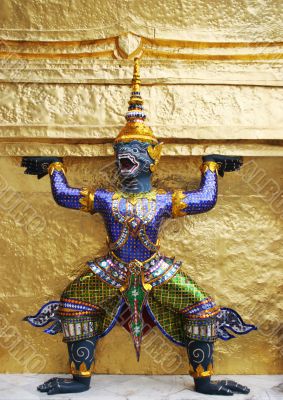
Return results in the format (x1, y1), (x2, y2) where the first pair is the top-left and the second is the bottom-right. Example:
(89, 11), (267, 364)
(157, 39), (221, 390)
(21, 156), (63, 179)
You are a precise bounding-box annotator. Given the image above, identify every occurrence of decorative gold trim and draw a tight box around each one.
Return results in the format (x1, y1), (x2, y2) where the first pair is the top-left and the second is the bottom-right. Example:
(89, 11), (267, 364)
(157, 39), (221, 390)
(143, 255), (178, 286)
(112, 189), (158, 205)
(116, 35), (143, 60)
(172, 189), (187, 218)
(189, 363), (214, 378)
(0, 32), (283, 61)
(0, 50), (114, 60)
(111, 250), (158, 265)
(115, 124), (158, 145)
(107, 225), (130, 251)
(141, 272), (153, 292)
(92, 260), (126, 285)
(185, 306), (221, 319)
(148, 142), (163, 172)
(142, 37), (283, 49)
(156, 188), (167, 194)
(79, 188), (94, 213)
(143, 49), (283, 61)
(200, 161), (220, 175)
(150, 262), (180, 288)
(47, 161), (67, 176)
(131, 57), (141, 94)
(122, 259), (153, 292)
(0, 34), (282, 61)
(2, 36), (282, 49)
(1, 49), (281, 61)
(120, 256), (180, 292)
(119, 285), (127, 293)
(138, 226), (160, 252)
(148, 143), (163, 160)
(70, 361), (95, 378)
(85, 262), (123, 289)
(0, 37), (115, 48)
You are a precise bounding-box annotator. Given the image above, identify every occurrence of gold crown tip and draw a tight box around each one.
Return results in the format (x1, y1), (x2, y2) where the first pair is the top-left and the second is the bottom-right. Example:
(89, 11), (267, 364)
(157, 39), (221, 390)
(131, 57), (141, 95)
(132, 58), (140, 79)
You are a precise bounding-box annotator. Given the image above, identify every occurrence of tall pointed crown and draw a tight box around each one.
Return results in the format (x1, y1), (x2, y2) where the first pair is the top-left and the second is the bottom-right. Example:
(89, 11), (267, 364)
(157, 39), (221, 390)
(114, 58), (158, 144)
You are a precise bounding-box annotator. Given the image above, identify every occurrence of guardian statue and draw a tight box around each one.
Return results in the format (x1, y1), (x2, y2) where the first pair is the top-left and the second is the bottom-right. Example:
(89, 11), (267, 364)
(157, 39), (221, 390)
(22, 58), (256, 396)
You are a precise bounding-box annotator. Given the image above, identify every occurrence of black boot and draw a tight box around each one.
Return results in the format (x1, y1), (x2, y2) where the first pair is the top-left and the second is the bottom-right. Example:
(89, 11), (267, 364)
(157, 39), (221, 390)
(37, 337), (96, 395)
(187, 340), (250, 396)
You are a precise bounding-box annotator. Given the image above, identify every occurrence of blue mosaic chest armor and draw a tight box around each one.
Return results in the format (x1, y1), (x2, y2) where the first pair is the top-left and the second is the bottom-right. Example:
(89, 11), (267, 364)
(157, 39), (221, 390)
(94, 190), (171, 262)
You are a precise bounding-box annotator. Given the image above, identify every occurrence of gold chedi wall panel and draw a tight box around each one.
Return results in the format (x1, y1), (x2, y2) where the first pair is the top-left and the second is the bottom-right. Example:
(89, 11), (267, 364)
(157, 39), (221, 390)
(0, 156), (282, 375)
(0, 0), (282, 375)
(0, 82), (282, 141)
(0, 0), (282, 41)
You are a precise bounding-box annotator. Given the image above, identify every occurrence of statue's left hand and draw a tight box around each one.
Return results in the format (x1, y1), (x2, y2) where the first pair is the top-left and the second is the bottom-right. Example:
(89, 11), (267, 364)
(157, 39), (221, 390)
(21, 156), (63, 179)
(202, 154), (243, 177)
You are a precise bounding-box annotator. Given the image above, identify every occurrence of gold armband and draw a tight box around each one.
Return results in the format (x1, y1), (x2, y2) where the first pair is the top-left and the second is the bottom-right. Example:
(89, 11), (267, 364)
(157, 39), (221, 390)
(172, 189), (187, 218)
(48, 162), (67, 176)
(200, 161), (220, 175)
(79, 187), (94, 213)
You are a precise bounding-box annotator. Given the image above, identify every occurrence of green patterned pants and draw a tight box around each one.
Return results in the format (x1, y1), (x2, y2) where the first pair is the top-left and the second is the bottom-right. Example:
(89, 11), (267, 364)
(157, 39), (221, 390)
(58, 268), (219, 344)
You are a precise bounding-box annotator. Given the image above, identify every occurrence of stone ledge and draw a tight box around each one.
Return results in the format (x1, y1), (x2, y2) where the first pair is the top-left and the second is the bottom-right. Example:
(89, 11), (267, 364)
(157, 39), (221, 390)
(0, 59), (282, 86)
(1, 125), (283, 141)
(0, 141), (282, 157)
(0, 374), (281, 399)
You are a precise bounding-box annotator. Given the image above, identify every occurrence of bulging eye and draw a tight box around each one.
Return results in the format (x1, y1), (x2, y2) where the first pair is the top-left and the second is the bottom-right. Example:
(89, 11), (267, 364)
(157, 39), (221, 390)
(132, 148), (139, 153)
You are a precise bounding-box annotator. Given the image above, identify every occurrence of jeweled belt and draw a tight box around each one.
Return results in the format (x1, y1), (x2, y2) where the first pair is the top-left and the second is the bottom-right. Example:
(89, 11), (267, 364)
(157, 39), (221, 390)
(87, 251), (181, 291)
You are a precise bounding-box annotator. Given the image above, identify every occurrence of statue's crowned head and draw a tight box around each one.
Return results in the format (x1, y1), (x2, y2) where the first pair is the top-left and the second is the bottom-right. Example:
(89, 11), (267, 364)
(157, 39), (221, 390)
(113, 58), (162, 180)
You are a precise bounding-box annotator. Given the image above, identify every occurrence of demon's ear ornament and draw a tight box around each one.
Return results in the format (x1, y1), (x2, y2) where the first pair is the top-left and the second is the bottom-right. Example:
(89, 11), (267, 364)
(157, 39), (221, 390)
(148, 142), (163, 172)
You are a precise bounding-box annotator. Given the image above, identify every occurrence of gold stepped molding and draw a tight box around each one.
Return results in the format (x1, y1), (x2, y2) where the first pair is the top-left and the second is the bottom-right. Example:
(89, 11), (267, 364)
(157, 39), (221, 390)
(0, 124), (282, 140)
(0, 140), (282, 157)
(0, 33), (283, 61)
(1, 60), (282, 86)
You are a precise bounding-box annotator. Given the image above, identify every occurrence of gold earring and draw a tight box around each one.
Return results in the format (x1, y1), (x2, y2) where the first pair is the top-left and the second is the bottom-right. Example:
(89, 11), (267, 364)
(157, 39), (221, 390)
(150, 163), (156, 172)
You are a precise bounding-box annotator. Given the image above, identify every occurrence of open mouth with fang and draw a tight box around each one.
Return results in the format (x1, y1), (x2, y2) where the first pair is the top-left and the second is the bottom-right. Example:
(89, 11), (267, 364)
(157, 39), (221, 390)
(118, 153), (139, 174)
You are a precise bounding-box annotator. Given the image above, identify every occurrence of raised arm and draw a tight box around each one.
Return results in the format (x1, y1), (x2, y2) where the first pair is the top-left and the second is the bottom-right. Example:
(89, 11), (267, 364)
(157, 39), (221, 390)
(21, 157), (94, 213)
(48, 162), (93, 212)
(172, 155), (242, 218)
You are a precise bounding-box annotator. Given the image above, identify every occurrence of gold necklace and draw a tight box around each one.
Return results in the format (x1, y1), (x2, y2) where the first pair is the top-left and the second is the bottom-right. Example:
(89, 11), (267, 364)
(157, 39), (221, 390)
(113, 189), (166, 206)
(113, 189), (158, 206)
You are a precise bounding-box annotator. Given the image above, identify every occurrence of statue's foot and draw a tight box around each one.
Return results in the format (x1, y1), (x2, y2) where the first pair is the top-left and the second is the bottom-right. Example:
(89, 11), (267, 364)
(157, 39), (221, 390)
(195, 378), (250, 396)
(37, 377), (90, 395)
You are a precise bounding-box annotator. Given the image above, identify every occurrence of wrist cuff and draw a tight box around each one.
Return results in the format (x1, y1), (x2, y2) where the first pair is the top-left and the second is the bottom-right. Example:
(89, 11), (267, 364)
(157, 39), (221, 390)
(48, 162), (67, 176)
(200, 161), (219, 175)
